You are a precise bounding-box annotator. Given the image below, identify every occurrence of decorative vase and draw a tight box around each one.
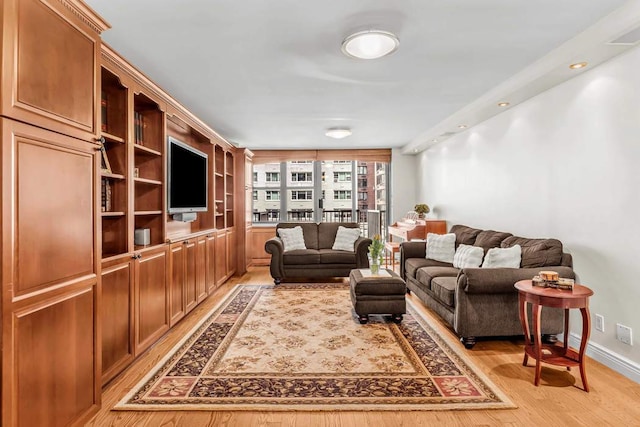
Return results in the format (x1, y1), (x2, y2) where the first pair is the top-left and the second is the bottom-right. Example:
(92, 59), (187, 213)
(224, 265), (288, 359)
(370, 262), (380, 275)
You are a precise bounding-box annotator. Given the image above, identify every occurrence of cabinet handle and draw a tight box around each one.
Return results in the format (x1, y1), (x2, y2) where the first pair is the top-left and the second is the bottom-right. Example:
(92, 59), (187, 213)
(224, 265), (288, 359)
(132, 254), (142, 260)
(95, 136), (105, 145)
(183, 240), (189, 245)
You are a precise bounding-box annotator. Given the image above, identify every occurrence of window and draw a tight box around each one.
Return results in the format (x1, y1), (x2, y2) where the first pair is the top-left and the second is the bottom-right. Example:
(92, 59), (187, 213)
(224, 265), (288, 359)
(253, 172), (258, 182)
(253, 190), (258, 201)
(266, 190), (280, 201)
(334, 160), (350, 164)
(358, 177), (367, 187)
(334, 190), (352, 200)
(291, 160), (312, 164)
(291, 172), (312, 182)
(358, 191), (368, 201)
(357, 165), (367, 175)
(291, 190), (313, 200)
(333, 172), (351, 182)
(266, 172), (280, 182)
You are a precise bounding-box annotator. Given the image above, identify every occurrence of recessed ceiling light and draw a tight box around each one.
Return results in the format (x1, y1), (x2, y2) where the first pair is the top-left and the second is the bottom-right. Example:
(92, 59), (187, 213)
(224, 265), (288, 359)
(325, 127), (352, 139)
(342, 30), (400, 59)
(498, 102), (510, 107)
(569, 61), (588, 69)
(458, 124), (467, 129)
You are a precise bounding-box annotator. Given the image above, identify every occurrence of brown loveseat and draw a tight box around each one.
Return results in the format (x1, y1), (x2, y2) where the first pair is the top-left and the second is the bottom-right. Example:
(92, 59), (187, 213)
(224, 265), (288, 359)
(265, 222), (371, 285)
(400, 224), (574, 348)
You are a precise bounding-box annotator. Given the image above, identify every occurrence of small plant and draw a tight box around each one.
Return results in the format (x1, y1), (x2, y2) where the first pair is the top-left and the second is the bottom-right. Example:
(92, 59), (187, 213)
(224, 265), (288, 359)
(414, 203), (430, 216)
(368, 234), (384, 266)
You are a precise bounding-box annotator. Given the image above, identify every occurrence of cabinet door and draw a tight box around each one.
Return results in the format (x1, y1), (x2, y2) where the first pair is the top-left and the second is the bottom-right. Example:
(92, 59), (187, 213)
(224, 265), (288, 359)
(215, 231), (228, 286)
(196, 236), (207, 303)
(135, 246), (169, 354)
(184, 239), (198, 314)
(101, 257), (135, 385)
(227, 228), (237, 276)
(169, 243), (186, 327)
(1, 118), (99, 427)
(205, 233), (216, 294)
(0, 0), (107, 141)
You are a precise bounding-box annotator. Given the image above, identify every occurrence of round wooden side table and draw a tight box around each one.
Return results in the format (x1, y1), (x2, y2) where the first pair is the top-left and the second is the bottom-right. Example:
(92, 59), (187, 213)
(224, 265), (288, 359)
(514, 280), (594, 392)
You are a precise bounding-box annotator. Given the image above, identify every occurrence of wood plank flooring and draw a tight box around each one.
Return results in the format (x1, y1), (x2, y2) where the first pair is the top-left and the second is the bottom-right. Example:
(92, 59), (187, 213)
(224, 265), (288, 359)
(86, 267), (640, 427)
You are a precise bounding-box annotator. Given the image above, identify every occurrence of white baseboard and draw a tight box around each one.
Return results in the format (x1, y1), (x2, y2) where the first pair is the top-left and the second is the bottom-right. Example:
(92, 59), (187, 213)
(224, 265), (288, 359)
(566, 332), (640, 384)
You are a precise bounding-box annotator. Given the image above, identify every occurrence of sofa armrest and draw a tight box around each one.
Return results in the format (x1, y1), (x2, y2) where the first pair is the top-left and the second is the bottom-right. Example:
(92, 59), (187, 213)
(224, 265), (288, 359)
(265, 237), (285, 280)
(354, 236), (372, 268)
(458, 266), (576, 294)
(400, 241), (427, 279)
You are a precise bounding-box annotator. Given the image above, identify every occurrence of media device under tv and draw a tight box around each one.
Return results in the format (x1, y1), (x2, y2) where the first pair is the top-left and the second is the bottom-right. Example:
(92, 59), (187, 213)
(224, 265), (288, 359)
(167, 136), (208, 222)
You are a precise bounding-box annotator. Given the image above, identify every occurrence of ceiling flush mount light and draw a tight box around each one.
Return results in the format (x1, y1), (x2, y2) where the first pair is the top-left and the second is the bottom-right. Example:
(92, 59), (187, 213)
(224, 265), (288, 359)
(341, 30), (400, 59)
(498, 102), (510, 107)
(569, 61), (588, 69)
(458, 124), (467, 129)
(325, 127), (352, 139)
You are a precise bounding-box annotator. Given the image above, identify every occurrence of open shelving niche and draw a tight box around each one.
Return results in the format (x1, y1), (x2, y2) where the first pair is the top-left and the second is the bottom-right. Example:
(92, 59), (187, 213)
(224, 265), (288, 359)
(133, 92), (165, 249)
(100, 67), (128, 259)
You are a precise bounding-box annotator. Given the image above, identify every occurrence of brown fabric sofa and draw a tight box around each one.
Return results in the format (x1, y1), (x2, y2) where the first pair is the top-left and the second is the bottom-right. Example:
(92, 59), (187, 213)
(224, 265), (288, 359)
(265, 222), (371, 285)
(400, 224), (575, 348)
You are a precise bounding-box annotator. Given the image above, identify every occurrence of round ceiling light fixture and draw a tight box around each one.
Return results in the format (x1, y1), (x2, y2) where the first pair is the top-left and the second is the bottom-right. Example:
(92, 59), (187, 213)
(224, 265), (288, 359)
(325, 127), (352, 139)
(569, 61), (588, 69)
(341, 30), (400, 59)
(497, 102), (510, 107)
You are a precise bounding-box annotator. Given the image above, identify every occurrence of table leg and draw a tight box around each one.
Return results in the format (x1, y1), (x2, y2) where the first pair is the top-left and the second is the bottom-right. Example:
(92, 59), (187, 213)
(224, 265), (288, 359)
(518, 294), (531, 366)
(579, 306), (591, 392)
(564, 308), (570, 370)
(532, 303), (543, 386)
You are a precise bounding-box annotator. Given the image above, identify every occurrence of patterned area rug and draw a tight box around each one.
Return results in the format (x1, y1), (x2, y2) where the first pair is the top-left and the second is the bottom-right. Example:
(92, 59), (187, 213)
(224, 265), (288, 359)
(115, 284), (515, 411)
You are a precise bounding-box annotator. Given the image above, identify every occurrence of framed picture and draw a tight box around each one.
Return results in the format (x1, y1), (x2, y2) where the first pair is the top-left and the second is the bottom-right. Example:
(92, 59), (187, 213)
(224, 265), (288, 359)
(101, 146), (112, 174)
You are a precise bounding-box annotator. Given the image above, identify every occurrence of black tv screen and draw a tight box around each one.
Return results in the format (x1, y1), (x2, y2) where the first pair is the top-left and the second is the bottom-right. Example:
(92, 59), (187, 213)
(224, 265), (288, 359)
(168, 137), (208, 214)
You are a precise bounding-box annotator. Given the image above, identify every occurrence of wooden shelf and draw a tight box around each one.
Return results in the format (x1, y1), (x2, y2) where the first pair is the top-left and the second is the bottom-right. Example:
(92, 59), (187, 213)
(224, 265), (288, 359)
(102, 211), (126, 217)
(102, 132), (125, 144)
(101, 172), (125, 180)
(134, 210), (163, 216)
(134, 177), (162, 186)
(215, 213), (224, 217)
(214, 172), (223, 178)
(134, 144), (162, 157)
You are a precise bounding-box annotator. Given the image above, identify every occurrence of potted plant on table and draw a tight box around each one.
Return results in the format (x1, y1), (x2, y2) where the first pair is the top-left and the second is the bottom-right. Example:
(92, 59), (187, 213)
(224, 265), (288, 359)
(414, 203), (430, 219)
(368, 234), (384, 275)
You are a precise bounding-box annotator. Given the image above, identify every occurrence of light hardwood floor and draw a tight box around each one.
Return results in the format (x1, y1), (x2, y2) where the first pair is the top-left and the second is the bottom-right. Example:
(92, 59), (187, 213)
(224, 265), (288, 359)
(87, 267), (640, 426)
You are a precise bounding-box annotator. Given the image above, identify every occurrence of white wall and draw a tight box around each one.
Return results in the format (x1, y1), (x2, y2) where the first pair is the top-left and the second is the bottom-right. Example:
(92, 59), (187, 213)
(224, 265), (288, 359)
(390, 148), (417, 223)
(417, 45), (640, 371)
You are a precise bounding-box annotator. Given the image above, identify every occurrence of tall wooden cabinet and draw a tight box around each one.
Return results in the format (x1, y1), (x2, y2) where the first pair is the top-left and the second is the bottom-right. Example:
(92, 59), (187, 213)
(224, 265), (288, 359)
(1, 1), (109, 426)
(1, 2), (252, 425)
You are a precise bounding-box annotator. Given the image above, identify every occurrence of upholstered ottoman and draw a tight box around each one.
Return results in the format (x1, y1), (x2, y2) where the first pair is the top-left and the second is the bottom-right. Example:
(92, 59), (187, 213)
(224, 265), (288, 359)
(349, 268), (407, 324)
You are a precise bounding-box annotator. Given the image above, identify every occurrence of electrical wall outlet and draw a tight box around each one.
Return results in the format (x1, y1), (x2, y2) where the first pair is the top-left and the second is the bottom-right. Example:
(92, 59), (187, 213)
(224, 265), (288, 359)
(595, 314), (604, 332)
(616, 323), (633, 345)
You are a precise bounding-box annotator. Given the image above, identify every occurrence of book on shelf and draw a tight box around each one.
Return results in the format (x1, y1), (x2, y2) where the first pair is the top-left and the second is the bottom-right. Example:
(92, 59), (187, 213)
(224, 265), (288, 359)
(134, 112), (145, 145)
(101, 90), (108, 132)
(101, 178), (112, 212)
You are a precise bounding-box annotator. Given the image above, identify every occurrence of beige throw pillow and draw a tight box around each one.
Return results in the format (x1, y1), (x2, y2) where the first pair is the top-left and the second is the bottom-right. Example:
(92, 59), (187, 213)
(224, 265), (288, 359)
(453, 244), (484, 268)
(481, 245), (522, 268)
(426, 233), (456, 264)
(332, 226), (361, 251)
(277, 226), (306, 252)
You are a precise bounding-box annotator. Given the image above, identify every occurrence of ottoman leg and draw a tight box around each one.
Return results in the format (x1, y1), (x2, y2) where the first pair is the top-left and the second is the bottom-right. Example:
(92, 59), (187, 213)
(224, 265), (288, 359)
(392, 314), (403, 323)
(358, 314), (369, 324)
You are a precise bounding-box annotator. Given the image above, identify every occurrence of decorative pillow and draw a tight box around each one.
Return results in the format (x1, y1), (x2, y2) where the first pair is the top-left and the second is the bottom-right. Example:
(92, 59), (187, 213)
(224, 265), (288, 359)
(453, 244), (484, 269)
(332, 226), (361, 251)
(277, 226), (306, 252)
(426, 233), (456, 264)
(482, 245), (522, 268)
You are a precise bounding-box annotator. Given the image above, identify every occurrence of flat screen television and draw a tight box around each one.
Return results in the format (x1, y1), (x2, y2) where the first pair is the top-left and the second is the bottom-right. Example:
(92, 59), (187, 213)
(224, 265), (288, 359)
(167, 136), (208, 215)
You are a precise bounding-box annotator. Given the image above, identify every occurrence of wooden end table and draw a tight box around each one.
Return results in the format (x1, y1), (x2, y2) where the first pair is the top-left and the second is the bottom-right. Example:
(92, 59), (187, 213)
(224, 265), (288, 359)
(514, 280), (594, 392)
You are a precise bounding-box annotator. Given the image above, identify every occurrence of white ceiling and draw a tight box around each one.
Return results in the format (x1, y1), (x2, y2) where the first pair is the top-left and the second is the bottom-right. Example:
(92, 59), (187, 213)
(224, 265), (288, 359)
(85, 0), (635, 152)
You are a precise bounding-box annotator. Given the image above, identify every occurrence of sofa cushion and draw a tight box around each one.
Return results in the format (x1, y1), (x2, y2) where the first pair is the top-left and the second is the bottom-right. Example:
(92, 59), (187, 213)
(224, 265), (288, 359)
(332, 226), (361, 251)
(482, 245), (522, 268)
(453, 244), (484, 268)
(405, 258), (452, 279)
(416, 266), (460, 290)
(277, 226), (307, 252)
(450, 224), (482, 247)
(474, 230), (513, 253)
(431, 276), (457, 308)
(501, 236), (563, 267)
(426, 233), (456, 263)
(282, 249), (320, 265)
(319, 249), (356, 264)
